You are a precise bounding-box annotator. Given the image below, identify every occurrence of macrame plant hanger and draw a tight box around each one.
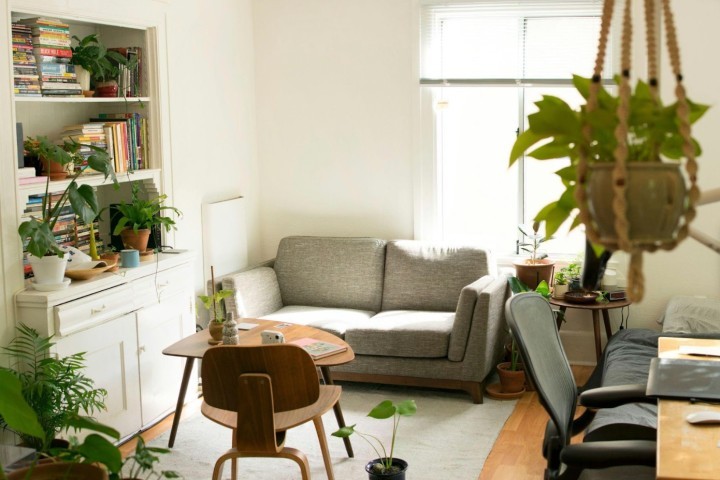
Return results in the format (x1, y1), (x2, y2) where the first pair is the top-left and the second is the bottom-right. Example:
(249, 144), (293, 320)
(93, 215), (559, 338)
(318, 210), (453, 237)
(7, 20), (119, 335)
(575, 0), (698, 302)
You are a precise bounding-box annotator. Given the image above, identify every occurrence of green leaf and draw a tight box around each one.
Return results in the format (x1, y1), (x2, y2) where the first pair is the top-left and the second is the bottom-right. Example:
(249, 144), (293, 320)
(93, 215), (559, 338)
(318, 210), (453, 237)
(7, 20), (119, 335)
(368, 400), (396, 420)
(396, 399), (417, 416)
(555, 165), (576, 182)
(18, 218), (59, 258)
(65, 414), (120, 439)
(527, 96), (580, 136)
(508, 277), (530, 294)
(0, 369), (44, 440)
(528, 140), (571, 160)
(73, 434), (122, 473)
(535, 280), (550, 298)
(509, 129), (546, 166)
(331, 425), (356, 438)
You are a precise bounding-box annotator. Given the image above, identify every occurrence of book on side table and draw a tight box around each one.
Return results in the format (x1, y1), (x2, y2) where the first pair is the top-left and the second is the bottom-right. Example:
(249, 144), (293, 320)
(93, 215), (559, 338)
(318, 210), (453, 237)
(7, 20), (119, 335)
(290, 337), (347, 359)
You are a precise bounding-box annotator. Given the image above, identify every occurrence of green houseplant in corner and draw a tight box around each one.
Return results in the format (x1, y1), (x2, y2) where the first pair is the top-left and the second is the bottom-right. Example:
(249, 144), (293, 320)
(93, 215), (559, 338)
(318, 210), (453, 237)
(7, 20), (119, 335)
(19, 136), (117, 284)
(514, 221), (554, 290)
(71, 33), (138, 97)
(333, 399), (417, 480)
(112, 181), (182, 253)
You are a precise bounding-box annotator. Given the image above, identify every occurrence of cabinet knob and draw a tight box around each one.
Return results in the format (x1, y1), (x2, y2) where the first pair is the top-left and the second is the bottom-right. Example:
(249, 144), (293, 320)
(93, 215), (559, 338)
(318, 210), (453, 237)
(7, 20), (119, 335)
(139, 345), (146, 354)
(91, 305), (107, 314)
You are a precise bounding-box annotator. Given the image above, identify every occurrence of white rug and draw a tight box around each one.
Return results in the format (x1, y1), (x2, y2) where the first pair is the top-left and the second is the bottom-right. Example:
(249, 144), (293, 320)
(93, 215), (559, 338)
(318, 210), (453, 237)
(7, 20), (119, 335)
(151, 382), (516, 480)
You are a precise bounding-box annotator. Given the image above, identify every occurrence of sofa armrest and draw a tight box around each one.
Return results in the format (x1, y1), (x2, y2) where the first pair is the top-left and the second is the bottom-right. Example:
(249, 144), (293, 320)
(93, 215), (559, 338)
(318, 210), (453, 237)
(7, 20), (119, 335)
(221, 266), (283, 319)
(448, 275), (508, 364)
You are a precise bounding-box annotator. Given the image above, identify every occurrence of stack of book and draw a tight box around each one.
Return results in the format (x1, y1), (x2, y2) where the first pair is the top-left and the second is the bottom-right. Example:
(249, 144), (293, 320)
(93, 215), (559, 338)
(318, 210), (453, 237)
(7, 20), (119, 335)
(18, 166), (45, 186)
(61, 123), (108, 174)
(91, 113), (147, 172)
(18, 17), (82, 97)
(11, 23), (41, 97)
(109, 47), (143, 97)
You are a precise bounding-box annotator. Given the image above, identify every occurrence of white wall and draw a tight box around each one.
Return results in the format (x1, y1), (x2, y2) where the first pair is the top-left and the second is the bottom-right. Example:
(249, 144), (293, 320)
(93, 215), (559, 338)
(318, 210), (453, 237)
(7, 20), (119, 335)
(252, 0), (416, 260)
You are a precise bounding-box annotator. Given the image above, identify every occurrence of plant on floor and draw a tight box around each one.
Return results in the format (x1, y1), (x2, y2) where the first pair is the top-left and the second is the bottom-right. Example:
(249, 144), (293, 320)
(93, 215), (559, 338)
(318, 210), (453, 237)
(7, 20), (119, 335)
(0, 324), (108, 452)
(332, 399), (416, 477)
(19, 136), (117, 258)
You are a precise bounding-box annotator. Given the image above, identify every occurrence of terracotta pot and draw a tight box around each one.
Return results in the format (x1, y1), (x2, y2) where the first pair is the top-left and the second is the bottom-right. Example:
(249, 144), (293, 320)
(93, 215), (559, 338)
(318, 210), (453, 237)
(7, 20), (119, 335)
(120, 228), (151, 252)
(208, 321), (223, 345)
(40, 156), (69, 180)
(100, 252), (121, 271)
(366, 458), (408, 480)
(514, 259), (555, 290)
(587, 163), (686, 247)
(497, 362), (526, 394)
(7, 463), (108, 480)
(94, 80), (119, 97)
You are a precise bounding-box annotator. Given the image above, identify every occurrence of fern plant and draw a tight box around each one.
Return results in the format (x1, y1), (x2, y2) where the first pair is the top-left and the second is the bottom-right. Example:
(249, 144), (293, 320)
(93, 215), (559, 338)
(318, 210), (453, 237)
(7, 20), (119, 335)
(0, 324), (107, 452)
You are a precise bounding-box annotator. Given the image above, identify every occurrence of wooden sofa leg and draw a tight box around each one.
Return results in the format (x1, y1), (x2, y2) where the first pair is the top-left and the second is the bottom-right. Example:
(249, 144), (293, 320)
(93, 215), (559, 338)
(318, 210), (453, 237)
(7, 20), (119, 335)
(467, 382), (483, 404)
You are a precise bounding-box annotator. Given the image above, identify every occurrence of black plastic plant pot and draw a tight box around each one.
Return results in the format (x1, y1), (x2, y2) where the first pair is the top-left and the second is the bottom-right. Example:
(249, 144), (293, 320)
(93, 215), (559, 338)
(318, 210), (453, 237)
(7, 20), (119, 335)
(366, 458), (409, 480)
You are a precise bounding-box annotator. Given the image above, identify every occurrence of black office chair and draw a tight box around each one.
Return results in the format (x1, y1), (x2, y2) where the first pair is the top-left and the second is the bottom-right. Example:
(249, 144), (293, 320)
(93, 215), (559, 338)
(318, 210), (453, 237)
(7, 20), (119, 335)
(505, 293), (656, 480)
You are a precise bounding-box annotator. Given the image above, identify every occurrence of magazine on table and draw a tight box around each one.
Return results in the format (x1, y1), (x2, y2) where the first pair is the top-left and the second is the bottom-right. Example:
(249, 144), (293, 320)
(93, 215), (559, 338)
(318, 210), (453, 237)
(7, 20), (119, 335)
(290, 337), (347, 359)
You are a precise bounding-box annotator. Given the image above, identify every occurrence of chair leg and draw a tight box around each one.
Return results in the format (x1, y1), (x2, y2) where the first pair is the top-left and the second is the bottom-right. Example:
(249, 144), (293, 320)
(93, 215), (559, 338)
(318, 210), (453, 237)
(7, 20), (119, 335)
(231, 429), (238, 480)
(278, 447), (311, 480)
(313, 416), (335, 480)
(212, 450), (242, 480)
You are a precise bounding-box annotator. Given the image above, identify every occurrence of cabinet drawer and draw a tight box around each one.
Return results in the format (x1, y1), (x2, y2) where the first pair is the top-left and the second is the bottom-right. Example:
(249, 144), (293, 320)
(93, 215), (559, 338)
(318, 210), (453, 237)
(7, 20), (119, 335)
(132, 264), (193, 308)
(54, 285), (135, 337)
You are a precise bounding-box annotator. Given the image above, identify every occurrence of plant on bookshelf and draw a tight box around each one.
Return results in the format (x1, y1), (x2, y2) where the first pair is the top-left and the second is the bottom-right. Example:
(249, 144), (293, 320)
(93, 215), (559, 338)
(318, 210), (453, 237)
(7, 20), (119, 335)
(111, 181), (181, 253)
(18, 136), (117, 284)
(70, 33), (138, 97)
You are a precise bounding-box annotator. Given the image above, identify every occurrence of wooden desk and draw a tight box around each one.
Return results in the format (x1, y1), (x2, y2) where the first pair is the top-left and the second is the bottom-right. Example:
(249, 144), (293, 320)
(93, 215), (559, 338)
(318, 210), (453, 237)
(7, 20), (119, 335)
(162, 319), (355, 456)
(657, 336), (720, 480)
(549, 297), (631, 362)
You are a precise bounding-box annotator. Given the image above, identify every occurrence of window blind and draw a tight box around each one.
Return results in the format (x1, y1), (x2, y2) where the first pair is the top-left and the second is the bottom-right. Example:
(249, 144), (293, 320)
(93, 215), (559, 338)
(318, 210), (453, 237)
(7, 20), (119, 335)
(421, 0), (610, 84)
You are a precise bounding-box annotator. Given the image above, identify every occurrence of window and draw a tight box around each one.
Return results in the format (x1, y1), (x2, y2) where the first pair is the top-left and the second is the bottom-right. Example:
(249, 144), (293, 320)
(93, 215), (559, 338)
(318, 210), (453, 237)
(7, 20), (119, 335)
(419, 1), (613, 257)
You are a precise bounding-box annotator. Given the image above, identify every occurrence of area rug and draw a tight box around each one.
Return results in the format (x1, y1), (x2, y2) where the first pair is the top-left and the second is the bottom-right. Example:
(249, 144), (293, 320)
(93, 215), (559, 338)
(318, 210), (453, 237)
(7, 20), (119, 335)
(150, 382), (516, 480)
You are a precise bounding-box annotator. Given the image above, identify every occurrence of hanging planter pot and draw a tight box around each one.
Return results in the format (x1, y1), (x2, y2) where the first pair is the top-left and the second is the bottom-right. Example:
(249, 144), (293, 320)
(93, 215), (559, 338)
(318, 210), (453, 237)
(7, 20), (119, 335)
(366, 458), (408, 480)
(586, 163), (686, 248)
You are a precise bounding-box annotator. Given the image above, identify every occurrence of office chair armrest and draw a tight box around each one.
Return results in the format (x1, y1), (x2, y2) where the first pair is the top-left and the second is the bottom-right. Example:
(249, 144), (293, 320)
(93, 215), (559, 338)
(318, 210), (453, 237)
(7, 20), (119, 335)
(579, 383), (656, 409)
(560, 440), (656, 469)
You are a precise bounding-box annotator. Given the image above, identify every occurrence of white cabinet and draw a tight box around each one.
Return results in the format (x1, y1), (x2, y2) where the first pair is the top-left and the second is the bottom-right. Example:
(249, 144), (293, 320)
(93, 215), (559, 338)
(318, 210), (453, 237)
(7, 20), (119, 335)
(15, 252), (195, 440)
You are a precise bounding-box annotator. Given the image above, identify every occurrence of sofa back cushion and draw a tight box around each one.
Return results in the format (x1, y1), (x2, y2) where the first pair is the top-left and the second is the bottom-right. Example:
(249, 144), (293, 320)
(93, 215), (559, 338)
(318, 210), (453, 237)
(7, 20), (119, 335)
(274, 236), (387, 312)
(381, 241), (491, 312)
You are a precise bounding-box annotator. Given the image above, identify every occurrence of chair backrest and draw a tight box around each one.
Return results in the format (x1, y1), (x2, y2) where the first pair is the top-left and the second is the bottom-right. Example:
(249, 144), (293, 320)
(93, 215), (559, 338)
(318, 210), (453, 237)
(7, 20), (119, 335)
(202, 344), (320, 414)
(505, 293), (577, 448)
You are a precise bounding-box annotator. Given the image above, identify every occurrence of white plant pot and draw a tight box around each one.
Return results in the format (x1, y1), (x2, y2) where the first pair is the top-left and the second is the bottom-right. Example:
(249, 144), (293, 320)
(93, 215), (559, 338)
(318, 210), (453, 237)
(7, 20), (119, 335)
(552, 283), (569, 299)
(75, 65), (91, 92)
(29, 254), (68, 285)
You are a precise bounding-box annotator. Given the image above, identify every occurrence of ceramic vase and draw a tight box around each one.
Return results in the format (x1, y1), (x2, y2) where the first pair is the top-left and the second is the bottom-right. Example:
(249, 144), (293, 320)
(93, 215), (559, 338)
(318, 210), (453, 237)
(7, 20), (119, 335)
(29, 254), (68, 285)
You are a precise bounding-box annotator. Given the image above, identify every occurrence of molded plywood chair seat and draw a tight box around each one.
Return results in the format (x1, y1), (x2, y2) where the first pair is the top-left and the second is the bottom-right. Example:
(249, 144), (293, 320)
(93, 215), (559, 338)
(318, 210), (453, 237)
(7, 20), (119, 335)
(505, 293), (656, 480)
(201, 344), (341, 480)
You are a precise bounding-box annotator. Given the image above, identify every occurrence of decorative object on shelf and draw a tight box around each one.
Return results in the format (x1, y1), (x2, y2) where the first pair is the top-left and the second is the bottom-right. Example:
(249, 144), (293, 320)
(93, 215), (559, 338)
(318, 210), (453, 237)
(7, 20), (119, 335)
(112, 181), (182, 253)
(120, 249), (140, 268)
(509, 0), (709, 302)
(99, 247), (120, 271)
(333, 399), (416, 480)
(0, 324), (108, 452)
(564, 291), (601, 304)
(514, 222), (554, 290)
(199, 266), (234, 345)
(65, 260), (112, 281)
(18, 136), (117, 284)
(222, 312), (238, 345)
(70, 34), (137, 98)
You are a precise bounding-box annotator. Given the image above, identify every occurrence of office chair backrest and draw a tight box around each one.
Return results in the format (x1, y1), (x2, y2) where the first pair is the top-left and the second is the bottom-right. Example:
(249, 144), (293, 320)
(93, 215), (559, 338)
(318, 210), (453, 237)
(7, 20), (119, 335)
(505, 293), (578, 447)
(202, 344), (320, 413)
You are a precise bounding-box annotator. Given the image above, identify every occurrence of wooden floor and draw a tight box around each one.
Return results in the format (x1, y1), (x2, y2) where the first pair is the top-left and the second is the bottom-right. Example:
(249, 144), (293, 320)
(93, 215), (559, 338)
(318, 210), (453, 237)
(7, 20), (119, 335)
(120, 366), (594, 479)
(479, 365), (594, 480)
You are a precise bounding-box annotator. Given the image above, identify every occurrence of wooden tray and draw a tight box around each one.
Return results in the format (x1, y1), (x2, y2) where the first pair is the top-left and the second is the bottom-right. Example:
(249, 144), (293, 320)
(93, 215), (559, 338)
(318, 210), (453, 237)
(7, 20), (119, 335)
(564, 291), (599, 304)
(65, 264), (112, 281)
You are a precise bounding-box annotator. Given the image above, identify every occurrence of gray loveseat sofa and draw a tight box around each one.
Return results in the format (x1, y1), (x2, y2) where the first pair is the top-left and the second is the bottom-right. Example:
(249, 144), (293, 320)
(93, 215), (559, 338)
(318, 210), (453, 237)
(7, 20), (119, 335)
(220, 236), (509, 403)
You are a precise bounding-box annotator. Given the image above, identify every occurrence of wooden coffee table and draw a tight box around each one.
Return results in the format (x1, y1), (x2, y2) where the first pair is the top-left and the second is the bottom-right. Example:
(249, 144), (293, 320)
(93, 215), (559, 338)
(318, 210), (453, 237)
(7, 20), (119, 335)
(162, 319), (355, 456)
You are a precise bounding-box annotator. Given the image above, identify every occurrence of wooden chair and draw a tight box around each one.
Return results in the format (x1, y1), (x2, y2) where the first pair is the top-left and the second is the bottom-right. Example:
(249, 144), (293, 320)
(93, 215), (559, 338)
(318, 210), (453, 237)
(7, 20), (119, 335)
(201, 344), (341, 480)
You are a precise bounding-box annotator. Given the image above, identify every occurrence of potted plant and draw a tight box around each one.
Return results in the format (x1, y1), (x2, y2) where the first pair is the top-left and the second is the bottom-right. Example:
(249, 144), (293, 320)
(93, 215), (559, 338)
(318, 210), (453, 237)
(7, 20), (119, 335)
(198, 287), (234, 345)
(71, 34), (138, 97)
(19, 136), (117, 285)
(514, 222), (554, 290)
(509, 75), (708, 298)
(553, 262), (581, 299)
(0, 324), (108, 453)
(111, 181), (182, 253)
(332, 399), (416, 480)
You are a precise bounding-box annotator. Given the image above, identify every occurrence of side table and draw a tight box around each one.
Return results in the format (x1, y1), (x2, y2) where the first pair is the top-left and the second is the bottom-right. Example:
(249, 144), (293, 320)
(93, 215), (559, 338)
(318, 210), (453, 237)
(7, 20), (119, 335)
(548, 297), (632, 362)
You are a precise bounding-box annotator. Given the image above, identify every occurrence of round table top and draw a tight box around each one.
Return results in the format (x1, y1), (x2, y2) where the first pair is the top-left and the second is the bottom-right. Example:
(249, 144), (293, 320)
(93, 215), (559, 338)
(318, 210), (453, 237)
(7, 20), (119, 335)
(549, 296), (632, 310)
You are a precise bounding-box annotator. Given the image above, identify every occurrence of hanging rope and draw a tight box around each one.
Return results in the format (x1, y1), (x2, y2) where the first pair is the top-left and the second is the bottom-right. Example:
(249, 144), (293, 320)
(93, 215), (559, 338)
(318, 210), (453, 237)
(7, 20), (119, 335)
(574, 0), (697, 302)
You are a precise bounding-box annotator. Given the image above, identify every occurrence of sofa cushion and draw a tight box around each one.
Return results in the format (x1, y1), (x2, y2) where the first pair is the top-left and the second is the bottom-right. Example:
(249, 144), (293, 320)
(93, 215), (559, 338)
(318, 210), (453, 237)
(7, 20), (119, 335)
(345, 310), (455, 358)
(274, 236), (386, 311)
(259, 305), (375, 338)
(381, 241), (490, 312)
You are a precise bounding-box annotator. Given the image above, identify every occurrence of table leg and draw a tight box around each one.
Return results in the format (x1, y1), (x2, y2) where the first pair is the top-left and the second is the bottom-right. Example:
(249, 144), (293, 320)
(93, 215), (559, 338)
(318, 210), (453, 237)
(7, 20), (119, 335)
(591, 310), (602, 363)
(601, 309), (613, 340)
(168, 357), (195, 448)
(556, 306), (567, 330)
(320, 366), (354, 458)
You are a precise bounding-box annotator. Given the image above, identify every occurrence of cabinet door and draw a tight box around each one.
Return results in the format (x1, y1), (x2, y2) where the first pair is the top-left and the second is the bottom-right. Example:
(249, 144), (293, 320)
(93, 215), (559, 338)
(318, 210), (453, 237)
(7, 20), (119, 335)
(54, 313), (142, 440)
(137, 292), (194, 427)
